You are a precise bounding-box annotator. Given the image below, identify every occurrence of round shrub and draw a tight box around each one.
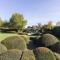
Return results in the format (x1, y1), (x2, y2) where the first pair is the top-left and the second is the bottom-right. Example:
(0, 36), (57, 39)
(1, 36), (27, 50)
(0, 43), (7, 54)
(41, 34), (59, 46)
(33, 47), (56, 60)
(21, 50), (35, 60)
(0, 49), (22, 60)
(54, 52), (60, 60)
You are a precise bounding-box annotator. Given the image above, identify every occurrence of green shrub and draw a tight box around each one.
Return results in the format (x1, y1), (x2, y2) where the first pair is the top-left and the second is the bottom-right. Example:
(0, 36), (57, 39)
(21, 50), (35, 60)
(54, 52), (60, 60)
(33, 47), (56, 60)
(0, 49), (22, 60)
(41, 34), (59, 46)
(0, 43), (7, 54)
(1, 36), (27, 50)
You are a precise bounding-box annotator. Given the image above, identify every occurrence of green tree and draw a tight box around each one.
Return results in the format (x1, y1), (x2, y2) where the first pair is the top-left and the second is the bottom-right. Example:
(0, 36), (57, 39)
(47, 21), (53, 30)
(3, 21), (9, 28)
(0, 18), (4, 27)
(9, 13), (27, 31)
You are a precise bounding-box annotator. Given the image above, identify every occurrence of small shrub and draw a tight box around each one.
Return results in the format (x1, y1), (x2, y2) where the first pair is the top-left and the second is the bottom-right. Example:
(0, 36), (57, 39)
(0, 43), (7, 54)
(0, 49), (22, 60)
(40, 33), (59, 46)
(21, 50), (35, 60)
(1, 36), (27, 50)
(33, 47), (56, 60)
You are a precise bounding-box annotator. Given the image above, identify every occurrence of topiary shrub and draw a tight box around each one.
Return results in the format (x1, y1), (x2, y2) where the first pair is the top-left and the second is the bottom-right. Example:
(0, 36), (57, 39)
(54, 52), (60, 60)
(40, 33), (59, 46)
(0, 49), (22, 60)
(0, 43), (7, 54)
(1, 36), (27, 50)
(21, 50), (35, 60)
(33, 47), (56, 60)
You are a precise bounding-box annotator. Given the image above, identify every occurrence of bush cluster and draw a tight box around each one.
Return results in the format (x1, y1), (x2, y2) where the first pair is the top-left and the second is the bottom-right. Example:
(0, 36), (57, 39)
(0, 33), (60, 60)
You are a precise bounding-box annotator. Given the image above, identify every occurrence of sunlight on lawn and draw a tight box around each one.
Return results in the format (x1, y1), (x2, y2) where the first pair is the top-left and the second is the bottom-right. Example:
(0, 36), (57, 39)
(0, 33), (18, 42)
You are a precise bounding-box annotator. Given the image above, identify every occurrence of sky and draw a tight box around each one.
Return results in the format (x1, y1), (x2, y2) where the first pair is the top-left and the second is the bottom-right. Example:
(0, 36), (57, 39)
(0, 0), (60, 26)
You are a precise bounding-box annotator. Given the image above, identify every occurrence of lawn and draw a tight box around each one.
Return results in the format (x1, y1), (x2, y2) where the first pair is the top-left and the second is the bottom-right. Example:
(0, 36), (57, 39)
(0, 33), (19, 42)
(0, 32), (40, 42)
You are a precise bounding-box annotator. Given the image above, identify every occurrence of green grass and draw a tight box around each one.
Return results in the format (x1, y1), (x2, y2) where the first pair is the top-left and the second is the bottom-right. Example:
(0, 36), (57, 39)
(0, 33), (18, 42)
(0, 32), (40, 42)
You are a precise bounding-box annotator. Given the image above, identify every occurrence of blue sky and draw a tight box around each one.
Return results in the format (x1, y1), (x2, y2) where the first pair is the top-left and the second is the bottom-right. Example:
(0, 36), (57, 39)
(0, 0), (60, 26)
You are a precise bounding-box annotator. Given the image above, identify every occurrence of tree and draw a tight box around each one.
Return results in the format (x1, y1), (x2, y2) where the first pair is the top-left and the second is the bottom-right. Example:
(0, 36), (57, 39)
(56, 21), (60, 26)
(0, 18), (4, 27)
(41, 24), (47, 33)
(9, 13), (27, 31)
(47, 21), (53, 30)
(38, 23), (42, 28)
(3, 21), (9, 28)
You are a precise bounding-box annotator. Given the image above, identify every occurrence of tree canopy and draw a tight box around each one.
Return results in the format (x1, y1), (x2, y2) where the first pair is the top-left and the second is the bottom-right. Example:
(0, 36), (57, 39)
(9, 13), (27, 30)
(0, 18), (4, 27)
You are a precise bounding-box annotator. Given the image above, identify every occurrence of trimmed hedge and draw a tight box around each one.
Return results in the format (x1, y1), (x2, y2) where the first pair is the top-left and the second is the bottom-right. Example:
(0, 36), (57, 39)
(0, 49), (22, 60)
(21, 50), (35, 60)
(40, 34), (59, 46)
(0, 43), (7, 54)
(1, 36), (27, 50)
(33, 47), (56, 60)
